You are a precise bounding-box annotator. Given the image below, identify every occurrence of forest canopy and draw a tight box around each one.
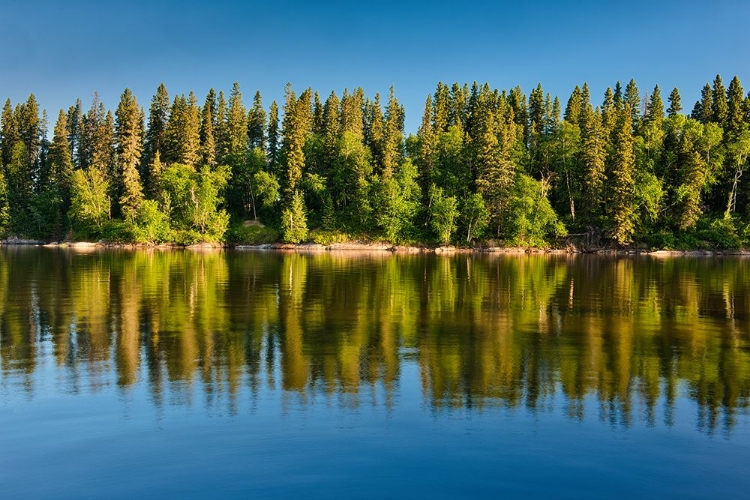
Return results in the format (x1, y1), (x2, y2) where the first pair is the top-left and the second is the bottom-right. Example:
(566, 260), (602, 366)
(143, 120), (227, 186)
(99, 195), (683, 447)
(2, 76), (750, 249)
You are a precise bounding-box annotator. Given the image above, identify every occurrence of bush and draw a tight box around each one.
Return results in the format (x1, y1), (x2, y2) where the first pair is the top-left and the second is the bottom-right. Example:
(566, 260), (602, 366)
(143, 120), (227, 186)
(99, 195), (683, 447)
(226, 222), (280, 245)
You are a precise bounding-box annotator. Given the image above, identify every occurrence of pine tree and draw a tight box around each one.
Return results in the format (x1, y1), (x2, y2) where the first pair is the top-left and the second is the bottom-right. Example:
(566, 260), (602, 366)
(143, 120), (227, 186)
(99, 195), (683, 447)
(267, 100), (280, 171)
(164, 94), (200, 166)
(448, 82), (468, 128)
(609, 106), (636, 245)
(340, 88), (364, 138)
(643, 85), (665, 162)
(432, 82), (450, 133)
(529, 83), (545, 136)
(215, 90), (228, 160)
(692, 84), (713, 123)
(48, 110), (74, 208)
(623, 79), (641, 125)
(225, 82), (247, 159)
(565, 86), (583, 125)
(580, 107), (607, 224)
(726, 76), (745, 136)
(200, 89), (217, 168)
(247, 91), (267, 151)
(711, 74), (728, 125)
(280, 85), (307, 200)
(416, 95), (435, 190)
(281, 190), (308, 243)
(613, 81), (623, 109)
(143, 84), (170, 188)
(66, 100), (83, 169)
(1, 99), (19, 167)
(601, 87), (616, 134)
(115, 88), (144, 221)
(381, 86), (402, 179)
(667, 87), (682, 117)
(312, 91), (324, 135)
(16, 94), (41, 169)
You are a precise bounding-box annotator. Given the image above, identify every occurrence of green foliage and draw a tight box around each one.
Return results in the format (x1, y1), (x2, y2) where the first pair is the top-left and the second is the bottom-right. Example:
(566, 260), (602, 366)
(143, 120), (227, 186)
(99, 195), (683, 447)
(281, 190), (308, 243)
(504, 174), (566, 247)
(375, 159), (421, 243)
(132, 199), (171, 243)
(461, 193), (489, 243)
(429, 184), (459, 245)
(309, 229), (351, 245)
(226, 221), (280, 245)
(69, 167), (110, 237)
(161, 163), (231, 242)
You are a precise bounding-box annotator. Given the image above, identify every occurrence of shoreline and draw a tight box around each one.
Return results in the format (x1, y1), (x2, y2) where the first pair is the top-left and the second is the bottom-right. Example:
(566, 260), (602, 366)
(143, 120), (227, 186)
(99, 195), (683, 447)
(2, 238), (750, 256)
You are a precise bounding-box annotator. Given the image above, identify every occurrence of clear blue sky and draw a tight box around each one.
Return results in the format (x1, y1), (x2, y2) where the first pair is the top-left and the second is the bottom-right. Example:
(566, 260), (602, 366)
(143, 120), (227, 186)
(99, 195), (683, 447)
(1, 0), (749, 134)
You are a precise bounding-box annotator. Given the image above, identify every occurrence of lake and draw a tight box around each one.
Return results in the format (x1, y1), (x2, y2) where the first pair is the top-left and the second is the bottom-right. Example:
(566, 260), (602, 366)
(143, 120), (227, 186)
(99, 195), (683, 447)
(1, 247), (749, 498)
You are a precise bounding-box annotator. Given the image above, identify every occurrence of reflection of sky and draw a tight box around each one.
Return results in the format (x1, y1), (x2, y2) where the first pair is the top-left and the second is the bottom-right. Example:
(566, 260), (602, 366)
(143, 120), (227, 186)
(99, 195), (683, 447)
(1, 356), (749, 498)
(1, 0), (749, 133)
(1, 249), (750, 496)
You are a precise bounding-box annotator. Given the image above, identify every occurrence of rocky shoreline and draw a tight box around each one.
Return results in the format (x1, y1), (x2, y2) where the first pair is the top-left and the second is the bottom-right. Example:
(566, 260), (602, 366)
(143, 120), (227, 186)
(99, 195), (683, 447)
(3, 237), (749, 256)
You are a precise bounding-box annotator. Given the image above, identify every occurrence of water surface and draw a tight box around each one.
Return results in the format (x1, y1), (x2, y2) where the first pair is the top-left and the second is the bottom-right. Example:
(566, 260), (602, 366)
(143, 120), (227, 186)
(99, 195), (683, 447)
(1, 248), (749, 498)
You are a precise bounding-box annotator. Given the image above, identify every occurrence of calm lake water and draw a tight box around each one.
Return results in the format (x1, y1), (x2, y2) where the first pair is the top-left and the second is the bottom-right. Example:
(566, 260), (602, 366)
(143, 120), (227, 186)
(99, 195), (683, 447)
(1, 247), (749, 498)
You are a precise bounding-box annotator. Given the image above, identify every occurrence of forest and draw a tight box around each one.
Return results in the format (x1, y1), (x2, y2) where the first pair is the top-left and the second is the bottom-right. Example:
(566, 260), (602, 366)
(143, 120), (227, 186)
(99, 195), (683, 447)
(1, 75), (749, 248)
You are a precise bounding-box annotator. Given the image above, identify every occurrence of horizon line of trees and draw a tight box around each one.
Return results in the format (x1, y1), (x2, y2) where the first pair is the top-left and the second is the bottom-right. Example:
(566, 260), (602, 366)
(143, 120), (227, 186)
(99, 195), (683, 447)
(2, 75), (750, 247)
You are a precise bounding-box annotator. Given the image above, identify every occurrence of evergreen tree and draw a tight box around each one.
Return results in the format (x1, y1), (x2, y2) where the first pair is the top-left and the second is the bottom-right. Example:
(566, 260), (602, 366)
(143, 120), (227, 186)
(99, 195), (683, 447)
(711, 74), (728, 125)
(225, 82), (247, 159)
(432, 82), (450, 133)
(623, 78), (641, 125)
(608, 106), (636, 245)
(48, 109), (74, 211)
(16, 94), (41, 169)
(215, 90), (228, 160)
(692, 84), (713, 123)
(726, 76), (745, 136)
(143, 84), (170, 188)
(381, 86), (403, 179)
(267, 100), (280, 171)
(200, 89), (217, 168)
(667, 87), (682, 117)
(115, 88), (144, 221)
(529, 83), (545, 136)
(565, 86), (583, 125)
(416, 95), (435, 191)
(601, 87), (616, 135)
(247, 91), (267, 150)
(580, 108), (607, 224)
(66, 100), (83, 169)
(281, 190), (308, 243)
(340, 88), (364, 138)
(1, 99), (18, 167)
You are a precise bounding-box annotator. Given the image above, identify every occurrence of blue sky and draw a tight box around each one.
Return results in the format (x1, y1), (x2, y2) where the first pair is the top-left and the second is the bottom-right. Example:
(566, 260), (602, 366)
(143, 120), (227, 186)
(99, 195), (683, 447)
(1, 0), (749, 133)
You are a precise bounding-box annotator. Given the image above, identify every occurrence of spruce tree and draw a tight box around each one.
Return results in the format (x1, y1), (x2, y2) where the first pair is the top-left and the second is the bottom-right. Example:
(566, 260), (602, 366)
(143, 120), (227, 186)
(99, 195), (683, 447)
(48, 110), (74, 209)
(115, 88), (144, 221)
(1, 99), (18, 167)
(200, 89), (217, 168)
(381, 86), (402, 179)
(432, 82), (450, 133)
(267, 100), (280, 171)
(623, 79), (641, 125)
(143, 84), (170, 185)
(726, 76), (745, 136)
(66, 100), (83, 168)
(247, 91), (267, 151)
(711, 74), (728, 125)
(225, 82), (247, 159)
(667, 87), (682, 117)
(608, 106), (636, 245)
(563, 85), (582, 123)
(580, 107), (607, 224)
